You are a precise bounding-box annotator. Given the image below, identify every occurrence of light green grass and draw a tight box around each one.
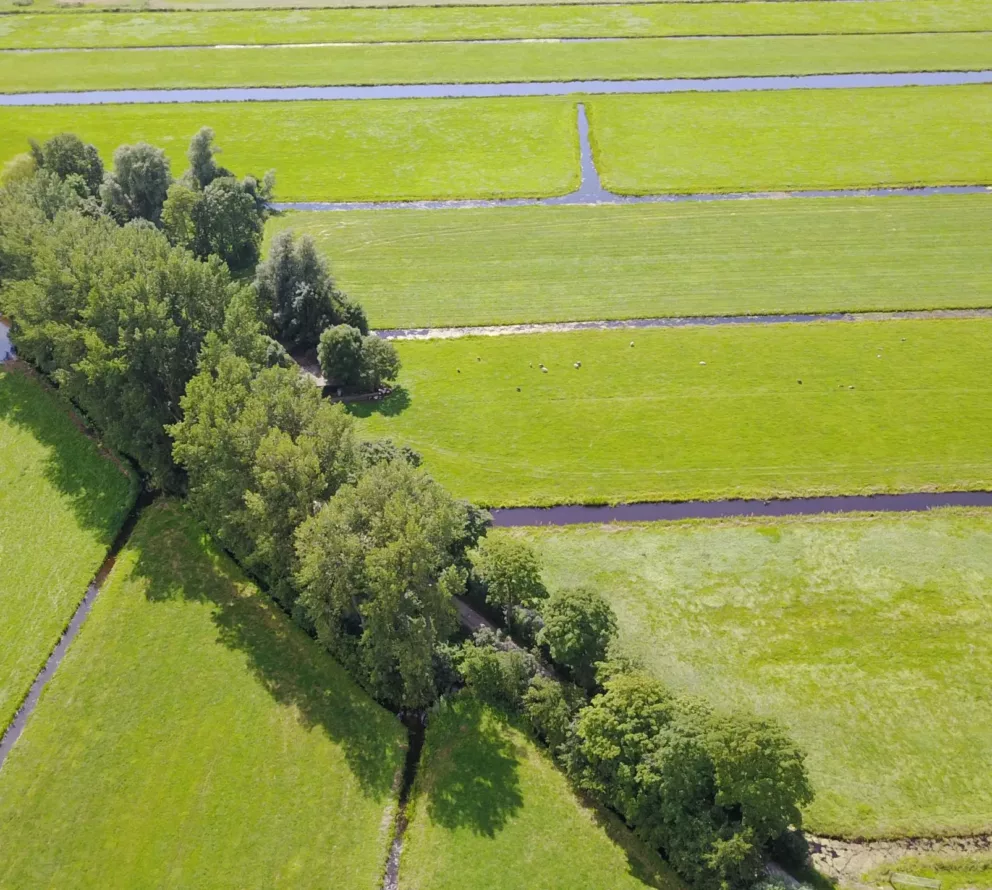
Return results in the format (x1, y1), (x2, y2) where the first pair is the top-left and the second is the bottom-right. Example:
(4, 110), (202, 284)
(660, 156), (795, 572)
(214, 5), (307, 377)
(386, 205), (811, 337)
(866, 854), (992, 888)
(508, 508), (992, 838)
(0, 98), (576, 202)
(400, 693), (684, 890)
(5, 33), (992, 91)
(351, 319), (992, 507)
(0, 499), (406, 888)
(4, 1), (992, 49)
(590, 85), (992, 194)
(0, 367), (134, 733)
(268, 194), (992, 329)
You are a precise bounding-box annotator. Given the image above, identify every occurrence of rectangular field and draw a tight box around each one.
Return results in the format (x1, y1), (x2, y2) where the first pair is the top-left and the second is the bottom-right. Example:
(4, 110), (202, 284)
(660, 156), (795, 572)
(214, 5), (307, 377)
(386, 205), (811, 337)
(0, 367), (134, 733)
(269, 194), (992, 329)
(508, 508), (992, 838)
(0, 98), (577, 202)
(590, 85), (992, 193)
(351, 318), (992, 506)
(400, 694), (683, 890)
(0, 500), (406, 888)
(5, 33), (992, 91)
(4, 1), (991, 49)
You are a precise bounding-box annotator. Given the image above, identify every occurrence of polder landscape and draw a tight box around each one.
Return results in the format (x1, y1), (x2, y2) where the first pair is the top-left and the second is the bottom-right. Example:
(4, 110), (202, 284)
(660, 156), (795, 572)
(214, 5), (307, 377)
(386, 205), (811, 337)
(0, 0), (990, 887)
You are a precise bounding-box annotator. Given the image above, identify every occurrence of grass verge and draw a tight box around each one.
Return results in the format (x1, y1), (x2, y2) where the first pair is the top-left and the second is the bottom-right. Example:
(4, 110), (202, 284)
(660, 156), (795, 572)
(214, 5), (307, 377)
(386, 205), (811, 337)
(0, 366), (134, 733)
(0, 499), (406, 888)
(865, 854), (992, 888)
(351, 318), (992, 507)
(507, 508), (992, 838)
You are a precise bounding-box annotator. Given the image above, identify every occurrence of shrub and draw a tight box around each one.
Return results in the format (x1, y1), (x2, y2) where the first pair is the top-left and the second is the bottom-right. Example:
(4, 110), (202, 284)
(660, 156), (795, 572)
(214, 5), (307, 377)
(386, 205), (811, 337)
(539, 587), (618, 690)
(469, 535), (547, 628)
(523, 676), (584, 754)
(318, 324), (364, 387)
(459, 641), (535, 712)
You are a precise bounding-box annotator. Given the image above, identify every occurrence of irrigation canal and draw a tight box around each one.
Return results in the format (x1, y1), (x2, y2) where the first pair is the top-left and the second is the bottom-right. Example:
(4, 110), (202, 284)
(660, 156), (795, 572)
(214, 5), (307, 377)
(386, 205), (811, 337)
(2, 68), (991, 105)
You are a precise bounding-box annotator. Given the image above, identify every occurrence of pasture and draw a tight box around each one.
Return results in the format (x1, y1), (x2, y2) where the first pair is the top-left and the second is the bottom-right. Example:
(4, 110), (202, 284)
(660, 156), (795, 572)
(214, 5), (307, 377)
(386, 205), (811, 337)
(0, 501), (406, 888)
(269, 194), (992, 329)
(0, 367), (134, 733)
(508, 508), (992, 838)
(866, 855), (992, 889)
(352, 318), (992, 506)
(400, 694), (683, 890)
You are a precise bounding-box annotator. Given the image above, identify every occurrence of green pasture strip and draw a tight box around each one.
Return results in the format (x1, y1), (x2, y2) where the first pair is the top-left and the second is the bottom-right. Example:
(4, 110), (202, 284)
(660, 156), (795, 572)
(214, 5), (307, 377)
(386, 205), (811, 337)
(4, 32), (992, 91)
(866, 854), (992, 889)
(510, 508), (992, 839)
(269, 194), (992, 329)
(400, 693), (684, 890)
(0, 97), (577, 202)
(3, 1), (990, 50)
(590, 84), (992, 194)
(0, 500), (405, 888)
(351, 318), (992, 507)
(0, 367), (134, 733)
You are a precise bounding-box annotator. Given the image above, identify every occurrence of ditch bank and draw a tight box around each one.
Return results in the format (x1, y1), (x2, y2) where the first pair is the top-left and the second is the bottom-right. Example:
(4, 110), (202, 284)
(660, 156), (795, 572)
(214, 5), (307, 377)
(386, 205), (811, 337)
(383, 711), (427, 890)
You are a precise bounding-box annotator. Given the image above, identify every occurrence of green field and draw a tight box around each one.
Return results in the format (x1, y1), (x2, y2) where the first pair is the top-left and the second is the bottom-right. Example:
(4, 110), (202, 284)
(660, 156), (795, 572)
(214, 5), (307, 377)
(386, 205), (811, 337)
(0, 500), (406, 888)
(269, 194), (992, 329)
(352, 318), (992, 506)
(0, 367), (134, 733)
(3, 1), (990, 49)
(400, 694), (683, 890)
(0, 98), (576, 202)
(866, 854), (992, 889)
(508, 508), (992, 838)
(6, 33), (992, 91)
(590, 85), (992, 193)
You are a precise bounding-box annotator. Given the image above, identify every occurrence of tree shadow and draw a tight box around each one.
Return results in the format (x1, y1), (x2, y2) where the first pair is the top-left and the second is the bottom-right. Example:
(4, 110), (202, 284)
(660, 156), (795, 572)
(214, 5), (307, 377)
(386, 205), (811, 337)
(420, 696), (523, 837)
(134, 501), (404, 799)
(344, 385), (411, 418)
(0, 365), (136, 542)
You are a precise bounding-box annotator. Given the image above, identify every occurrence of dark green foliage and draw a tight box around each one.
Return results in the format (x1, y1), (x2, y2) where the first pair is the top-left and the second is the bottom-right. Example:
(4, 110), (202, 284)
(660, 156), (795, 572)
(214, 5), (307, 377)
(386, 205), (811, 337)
(459, 641), (535, 713)
(100, 142), (171, 224)
(469, 535), (547, 628)
(317, 324), (364, 387)
(5, 213), (235, 487)
(539, 587), (618, 690)
(523, 676), (585, 754)
(193, 176), (264, 273)
(294, 459), (468, 709)
(357, 437), (422, 470)
(30, 133), (103, 198)
(184, 126), (231, 190)
(358, 335), (401, 391)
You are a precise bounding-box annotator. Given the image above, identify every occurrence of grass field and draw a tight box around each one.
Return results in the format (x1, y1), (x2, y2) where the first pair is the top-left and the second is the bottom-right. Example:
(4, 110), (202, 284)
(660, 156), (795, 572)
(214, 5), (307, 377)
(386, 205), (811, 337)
(351, 318), (992, 506)
(269, 194), (992, 329)
(0, 367), (134, 733)
(508, 508), (992, 838)
(590, 85), (992, 193)
(399, 694), (684, 890)
(6, 33), (992, 92)
(0, 98), (576, 202)
(3, 1), (991, 49)
(866, 854), (992, 889)
(0, 500), (406, 888)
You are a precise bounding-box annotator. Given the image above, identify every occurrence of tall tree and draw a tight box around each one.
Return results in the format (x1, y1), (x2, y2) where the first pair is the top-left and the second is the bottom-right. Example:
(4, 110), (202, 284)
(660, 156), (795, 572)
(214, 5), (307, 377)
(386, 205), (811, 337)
(100, 142), (172, 224)
(539, 587), (617, 690)
(30, 133), (104, 197)
(469, 535), (547, 628)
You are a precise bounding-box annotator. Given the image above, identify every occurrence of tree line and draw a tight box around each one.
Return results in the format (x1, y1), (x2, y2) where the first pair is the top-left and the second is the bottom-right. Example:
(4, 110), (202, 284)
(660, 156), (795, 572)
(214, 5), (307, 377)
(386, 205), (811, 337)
(0, 131), (813, 890)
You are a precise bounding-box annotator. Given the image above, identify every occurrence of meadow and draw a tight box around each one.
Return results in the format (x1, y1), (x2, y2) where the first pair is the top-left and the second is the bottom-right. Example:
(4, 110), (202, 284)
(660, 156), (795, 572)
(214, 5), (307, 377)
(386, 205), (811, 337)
(508, 508), (992, 838)
(3, 1), (990, 49)
(6, 33), (992, 92)
(352, 318), (992, 506)
(0, 367), (135, 733)
(590, 85), (992, 193)
(866, 855), (992, 889)
(0, 98), (577, 202)
(0, 500), (406, 888)
(399, 694), (684, 890)
(269, 194), (992, 329)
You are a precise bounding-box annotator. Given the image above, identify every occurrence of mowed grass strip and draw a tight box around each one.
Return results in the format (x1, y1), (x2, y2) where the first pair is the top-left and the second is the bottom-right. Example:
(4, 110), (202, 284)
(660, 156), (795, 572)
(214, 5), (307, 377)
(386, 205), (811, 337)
(4, 1), (992, 50)
(0, 98), (577, 202)
(0, 500), (406, 889)
(269, 194), (992, 329)
(590, 85), (992, 193)
(351, 319), (992, 507)
(508, 509), (992, 838)
(0, 367), (134, 733)
(5, 33), (992, 92)
(400, 693), (684, 890)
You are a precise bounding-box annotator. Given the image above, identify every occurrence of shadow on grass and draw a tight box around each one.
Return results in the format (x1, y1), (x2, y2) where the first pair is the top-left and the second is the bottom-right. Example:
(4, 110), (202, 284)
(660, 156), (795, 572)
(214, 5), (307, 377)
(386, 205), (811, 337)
(0, 366), (135, 541)
(134, 501), (403, 800)
(344, 385), (411, 419)
(420, 696), (523, 837)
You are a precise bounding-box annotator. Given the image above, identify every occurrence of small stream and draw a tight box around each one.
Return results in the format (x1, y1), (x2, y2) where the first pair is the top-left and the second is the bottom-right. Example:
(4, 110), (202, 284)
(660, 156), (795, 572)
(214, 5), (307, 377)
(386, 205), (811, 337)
(383, 711), (427, 890)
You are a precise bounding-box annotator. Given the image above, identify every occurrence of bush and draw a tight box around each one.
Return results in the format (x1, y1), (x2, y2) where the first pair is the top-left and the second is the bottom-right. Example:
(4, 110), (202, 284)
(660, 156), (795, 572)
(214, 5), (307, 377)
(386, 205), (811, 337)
(469, 535), (547, 628)
(459, 641), (535, 712)
(317, 326), (401, 393)
(523, 675), (584, 754)
(539, 587), (618, 690)
(358, 335), (400, 391)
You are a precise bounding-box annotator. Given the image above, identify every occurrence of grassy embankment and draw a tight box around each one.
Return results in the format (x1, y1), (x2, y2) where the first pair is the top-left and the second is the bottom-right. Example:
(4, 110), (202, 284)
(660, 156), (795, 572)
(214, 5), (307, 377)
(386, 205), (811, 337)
(0, 367), (135, 733)
(507, 508), (992, 838)
(0, 500), (406, 888)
